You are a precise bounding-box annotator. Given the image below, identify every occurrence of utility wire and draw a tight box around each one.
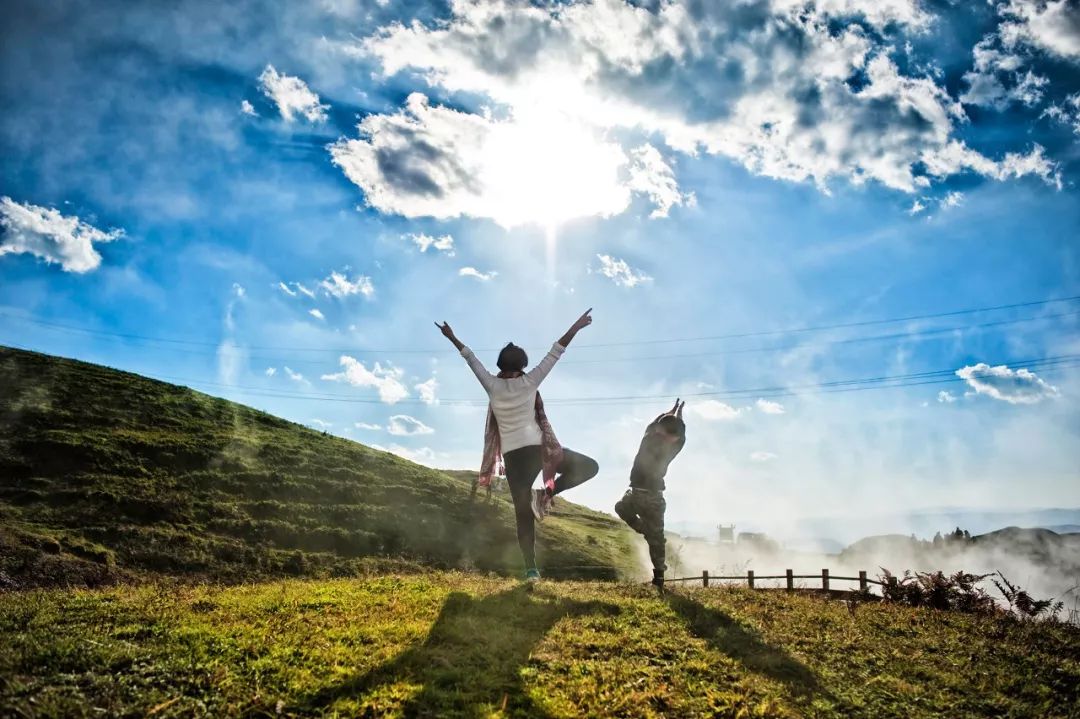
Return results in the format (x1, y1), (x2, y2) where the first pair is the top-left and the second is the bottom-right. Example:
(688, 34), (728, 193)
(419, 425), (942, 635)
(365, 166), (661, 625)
(13, 344), (1075, 407)
(2, 308), (1076, 367)
(2, 294), (1078, 354)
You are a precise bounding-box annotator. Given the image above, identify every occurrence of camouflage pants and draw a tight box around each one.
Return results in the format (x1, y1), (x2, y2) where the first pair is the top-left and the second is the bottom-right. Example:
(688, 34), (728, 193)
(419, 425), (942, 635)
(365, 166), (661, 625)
(614, 488), (666, 575)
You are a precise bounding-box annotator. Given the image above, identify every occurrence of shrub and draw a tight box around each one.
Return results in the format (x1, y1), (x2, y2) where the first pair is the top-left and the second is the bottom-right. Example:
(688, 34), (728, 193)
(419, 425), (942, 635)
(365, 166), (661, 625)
(992, 572), (1064, 621)
(878, 568), (996, 615)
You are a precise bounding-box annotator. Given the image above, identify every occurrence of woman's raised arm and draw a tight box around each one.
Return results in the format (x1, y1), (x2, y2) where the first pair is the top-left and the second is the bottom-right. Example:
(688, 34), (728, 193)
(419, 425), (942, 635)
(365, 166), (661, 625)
(437, 321), (494, 390)
(557, 308), (592, 348)
(435, 321), (466, 352)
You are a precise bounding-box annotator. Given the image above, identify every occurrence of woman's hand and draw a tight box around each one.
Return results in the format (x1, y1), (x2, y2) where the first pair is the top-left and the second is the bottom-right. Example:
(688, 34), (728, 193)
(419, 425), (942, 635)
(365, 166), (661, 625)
(558, 308), (592, 347)
(435, 321), (465, 351)
(571, 308), (593, 332)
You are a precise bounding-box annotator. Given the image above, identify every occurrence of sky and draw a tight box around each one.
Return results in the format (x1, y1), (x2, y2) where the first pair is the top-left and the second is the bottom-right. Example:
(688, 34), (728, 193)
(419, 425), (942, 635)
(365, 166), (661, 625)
(1, 0), (1079, 539)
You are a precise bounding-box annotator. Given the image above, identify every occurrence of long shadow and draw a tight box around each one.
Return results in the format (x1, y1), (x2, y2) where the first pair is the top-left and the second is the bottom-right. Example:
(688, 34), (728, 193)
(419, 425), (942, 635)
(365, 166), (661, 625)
(665, 591), (821, 696)
(301, 585), (619, 717)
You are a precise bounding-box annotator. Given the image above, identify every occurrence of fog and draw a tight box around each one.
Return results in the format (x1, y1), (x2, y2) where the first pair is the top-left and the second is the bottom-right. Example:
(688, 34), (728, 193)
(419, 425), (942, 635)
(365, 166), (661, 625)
(653, 523), (1080, 620)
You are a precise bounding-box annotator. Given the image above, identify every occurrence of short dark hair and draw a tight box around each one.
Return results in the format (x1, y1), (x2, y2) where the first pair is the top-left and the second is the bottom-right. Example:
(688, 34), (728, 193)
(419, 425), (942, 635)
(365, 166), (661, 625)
(496, 343), (528, 372)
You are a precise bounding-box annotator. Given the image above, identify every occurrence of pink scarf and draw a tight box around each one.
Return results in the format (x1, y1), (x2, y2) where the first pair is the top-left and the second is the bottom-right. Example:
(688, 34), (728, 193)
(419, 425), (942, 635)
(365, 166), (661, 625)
(479, 372), (563, 493)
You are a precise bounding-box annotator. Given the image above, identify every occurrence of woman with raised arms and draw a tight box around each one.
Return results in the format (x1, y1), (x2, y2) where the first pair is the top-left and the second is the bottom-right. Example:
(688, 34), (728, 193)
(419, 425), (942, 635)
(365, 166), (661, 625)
(436, 310), (599, 582)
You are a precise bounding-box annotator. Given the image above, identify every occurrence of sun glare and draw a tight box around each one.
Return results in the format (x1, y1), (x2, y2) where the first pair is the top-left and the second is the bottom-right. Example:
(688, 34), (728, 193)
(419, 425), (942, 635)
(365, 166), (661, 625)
(481, 109), (630, 230)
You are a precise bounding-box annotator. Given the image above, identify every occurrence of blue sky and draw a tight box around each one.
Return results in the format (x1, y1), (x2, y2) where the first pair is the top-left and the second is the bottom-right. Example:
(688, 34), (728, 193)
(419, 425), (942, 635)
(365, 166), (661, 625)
(2, 0), (1078, 537)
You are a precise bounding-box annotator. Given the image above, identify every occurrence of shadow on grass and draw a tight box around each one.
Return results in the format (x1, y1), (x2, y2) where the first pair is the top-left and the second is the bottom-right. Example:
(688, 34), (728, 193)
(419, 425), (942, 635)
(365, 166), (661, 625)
(301, 585), (619, 717)
(665, 591), (821, 696)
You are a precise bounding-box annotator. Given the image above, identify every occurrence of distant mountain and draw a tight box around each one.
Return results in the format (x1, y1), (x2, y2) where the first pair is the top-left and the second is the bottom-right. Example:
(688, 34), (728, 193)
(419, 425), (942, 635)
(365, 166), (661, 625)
(0, 347), (636, 589)
(668, 509), (1080, 549)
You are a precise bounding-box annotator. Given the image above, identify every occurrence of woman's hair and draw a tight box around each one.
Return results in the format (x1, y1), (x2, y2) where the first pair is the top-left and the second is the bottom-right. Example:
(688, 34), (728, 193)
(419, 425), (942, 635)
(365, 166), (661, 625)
(496, 343), (528, 372)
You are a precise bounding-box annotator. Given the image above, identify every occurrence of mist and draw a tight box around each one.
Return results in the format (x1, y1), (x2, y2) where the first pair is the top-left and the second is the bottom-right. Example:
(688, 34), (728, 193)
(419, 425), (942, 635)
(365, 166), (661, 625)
(656, 523), (1080, 620)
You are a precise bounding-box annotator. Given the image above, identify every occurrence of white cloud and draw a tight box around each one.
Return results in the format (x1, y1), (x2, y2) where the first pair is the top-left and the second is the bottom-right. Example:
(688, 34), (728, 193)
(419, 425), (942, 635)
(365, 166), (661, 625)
(370, 443), (440, 467)
(320, 270), (374, 298)
(387, 414), (435, 436)
(415, 377), (438, 405)
(257, 64), (328, 123)
(1043, 93), (1080, 136)
(459, 266), (497, 281)
(406, 232), (455, 255)
(769, 0), (931, 31)
(309, 419), (332, 429)
(595, 254), (652, 288)
(750, 451), (778, 462)
(626, 144), (693, 218)
(355, 422), (382, 430)
(240, 100), (257, 116)
(955, 363), (1060, 404)
(999, 0), (1080, 61)
(0, 197), (123, 273)
(960, 36), (1047, 110)
(309, 308), (325, 320)
(941, 191), (963, 209)
(265, 367), (277, 377)
(688, 400), (742, 421)
(755, 398), (786, 415)
(921, 141), (1060, 190)
(277, 281), (297, 297)
(284, 366), (311, 386)
(937, 390), (957, 403)
(337, 0), (1060, 227)
(323, 357), (409, 403)
(908, 199), (926, 215)
(330, 93), (639, 228)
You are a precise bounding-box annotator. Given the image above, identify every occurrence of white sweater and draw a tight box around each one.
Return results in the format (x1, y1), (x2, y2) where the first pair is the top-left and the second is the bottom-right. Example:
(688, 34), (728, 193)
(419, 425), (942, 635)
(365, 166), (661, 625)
(460, 342), (566, 453)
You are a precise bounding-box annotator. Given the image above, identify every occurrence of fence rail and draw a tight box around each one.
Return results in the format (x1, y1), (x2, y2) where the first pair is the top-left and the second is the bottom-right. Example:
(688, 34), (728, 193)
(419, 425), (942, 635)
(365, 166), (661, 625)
(667, 568), (883, 592)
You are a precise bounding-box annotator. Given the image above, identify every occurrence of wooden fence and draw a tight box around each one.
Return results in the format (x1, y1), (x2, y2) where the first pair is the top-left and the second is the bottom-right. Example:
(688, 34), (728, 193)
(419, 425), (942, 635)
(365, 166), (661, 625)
(667, 568), (883, 593)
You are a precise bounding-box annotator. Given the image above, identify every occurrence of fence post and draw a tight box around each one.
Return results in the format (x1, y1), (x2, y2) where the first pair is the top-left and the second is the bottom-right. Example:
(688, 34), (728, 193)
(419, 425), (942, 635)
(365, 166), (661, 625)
(747, 570), (755, 589)
(822, 568), (830, 592)
(786, 569), (793, 591)
(859, 570), (868, 591)
(703, 570), (709, 588)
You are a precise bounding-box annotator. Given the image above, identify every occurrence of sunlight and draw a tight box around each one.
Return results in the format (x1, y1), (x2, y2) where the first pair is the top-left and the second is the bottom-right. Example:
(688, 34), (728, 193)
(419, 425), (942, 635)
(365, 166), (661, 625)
(481, 108), (630, 229)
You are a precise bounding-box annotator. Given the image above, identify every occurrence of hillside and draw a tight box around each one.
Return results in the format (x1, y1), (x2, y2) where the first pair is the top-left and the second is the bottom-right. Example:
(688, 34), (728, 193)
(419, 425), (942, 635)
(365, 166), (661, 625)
(0, 346), (636, 588)
(2, 572), (1078, 718)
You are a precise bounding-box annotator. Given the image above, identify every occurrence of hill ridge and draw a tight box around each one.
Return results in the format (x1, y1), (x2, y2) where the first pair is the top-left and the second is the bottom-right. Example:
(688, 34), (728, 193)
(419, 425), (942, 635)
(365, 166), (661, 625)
(0, 345), (636, 589)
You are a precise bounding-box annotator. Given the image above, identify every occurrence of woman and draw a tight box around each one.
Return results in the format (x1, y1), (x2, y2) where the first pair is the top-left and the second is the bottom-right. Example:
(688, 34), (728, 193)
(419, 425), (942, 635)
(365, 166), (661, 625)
(435, 310), (599, 581)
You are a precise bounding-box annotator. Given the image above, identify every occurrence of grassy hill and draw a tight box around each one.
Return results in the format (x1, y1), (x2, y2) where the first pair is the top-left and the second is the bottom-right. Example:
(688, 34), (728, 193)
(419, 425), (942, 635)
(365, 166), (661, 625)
(2, 572), (1078, 718)
(0, 346), (637, 588)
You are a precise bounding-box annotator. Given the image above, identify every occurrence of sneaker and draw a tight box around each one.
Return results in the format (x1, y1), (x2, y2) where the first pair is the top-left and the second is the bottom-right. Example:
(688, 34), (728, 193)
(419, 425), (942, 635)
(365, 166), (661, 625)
(541, 492), (555, 518)
(525, 568), (541, 582)
(530, 489), (546, 521)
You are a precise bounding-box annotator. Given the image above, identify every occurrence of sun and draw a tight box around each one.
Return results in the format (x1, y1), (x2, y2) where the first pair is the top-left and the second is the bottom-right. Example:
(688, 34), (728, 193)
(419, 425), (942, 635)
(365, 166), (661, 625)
(480, 108), (631, 230)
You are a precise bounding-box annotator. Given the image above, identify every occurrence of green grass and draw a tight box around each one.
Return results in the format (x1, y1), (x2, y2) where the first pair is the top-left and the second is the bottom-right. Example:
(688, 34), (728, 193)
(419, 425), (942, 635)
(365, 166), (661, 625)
(0, 346), (636, 587)
(1, 572), (1077, 718)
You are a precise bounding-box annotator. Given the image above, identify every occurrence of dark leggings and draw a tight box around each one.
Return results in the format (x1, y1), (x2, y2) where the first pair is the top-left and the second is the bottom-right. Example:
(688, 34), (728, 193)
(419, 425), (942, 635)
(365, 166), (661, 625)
(502, 445), (599, 569)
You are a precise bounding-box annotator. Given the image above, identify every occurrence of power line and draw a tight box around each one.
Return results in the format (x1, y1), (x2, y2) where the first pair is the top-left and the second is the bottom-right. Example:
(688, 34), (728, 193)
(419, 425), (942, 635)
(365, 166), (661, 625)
(3, 307), (1076, 368)
(577, 295), (1080, 347)
(13, 344), (1075, 407)
(2, 294), (1078, 354)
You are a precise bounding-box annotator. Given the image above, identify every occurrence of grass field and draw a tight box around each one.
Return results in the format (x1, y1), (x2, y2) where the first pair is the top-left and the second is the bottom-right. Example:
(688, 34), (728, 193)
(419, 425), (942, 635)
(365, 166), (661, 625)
(2, 571), (1078, 718)
(0, 346), (636, 587)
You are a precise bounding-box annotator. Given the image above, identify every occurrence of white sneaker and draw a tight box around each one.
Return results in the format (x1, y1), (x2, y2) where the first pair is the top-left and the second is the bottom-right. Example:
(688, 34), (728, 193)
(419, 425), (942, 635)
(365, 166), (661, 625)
(531, 489), (545, 521)
(542, 493), (554, 518)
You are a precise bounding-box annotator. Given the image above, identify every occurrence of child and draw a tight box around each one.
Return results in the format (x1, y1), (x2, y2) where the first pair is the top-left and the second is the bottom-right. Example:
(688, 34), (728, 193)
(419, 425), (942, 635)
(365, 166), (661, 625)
(615, 399), (686, 591)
